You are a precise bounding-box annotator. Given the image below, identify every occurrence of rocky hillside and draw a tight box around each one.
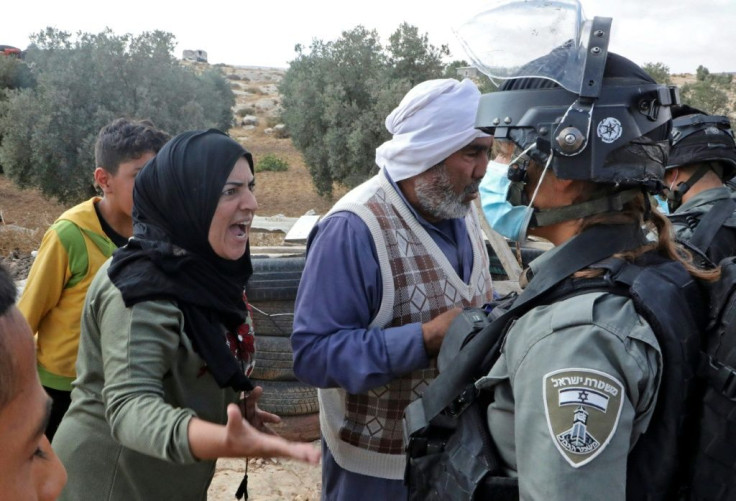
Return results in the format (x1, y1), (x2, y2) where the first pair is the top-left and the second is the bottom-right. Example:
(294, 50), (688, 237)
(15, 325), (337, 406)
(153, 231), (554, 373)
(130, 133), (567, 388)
(217, 65), (286, 129)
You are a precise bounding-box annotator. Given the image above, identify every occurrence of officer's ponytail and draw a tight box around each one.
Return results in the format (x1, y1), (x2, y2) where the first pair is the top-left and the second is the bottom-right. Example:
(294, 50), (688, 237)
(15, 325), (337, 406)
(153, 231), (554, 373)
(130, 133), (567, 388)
(575, 188), (719, 282)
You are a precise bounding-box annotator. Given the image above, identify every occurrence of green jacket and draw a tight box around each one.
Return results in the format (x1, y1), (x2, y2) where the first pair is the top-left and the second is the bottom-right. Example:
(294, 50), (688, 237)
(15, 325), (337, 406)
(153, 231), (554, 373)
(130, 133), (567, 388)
(53, 259), (239, 500)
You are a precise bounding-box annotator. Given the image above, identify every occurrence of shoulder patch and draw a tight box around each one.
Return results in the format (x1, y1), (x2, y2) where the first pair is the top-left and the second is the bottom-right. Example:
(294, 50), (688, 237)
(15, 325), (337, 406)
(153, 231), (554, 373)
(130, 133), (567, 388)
(543, 368), (624, 468)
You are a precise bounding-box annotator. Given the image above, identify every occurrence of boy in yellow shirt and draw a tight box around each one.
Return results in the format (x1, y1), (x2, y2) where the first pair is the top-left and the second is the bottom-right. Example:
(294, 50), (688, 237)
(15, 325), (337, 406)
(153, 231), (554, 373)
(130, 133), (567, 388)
(19, 118), (169, 439)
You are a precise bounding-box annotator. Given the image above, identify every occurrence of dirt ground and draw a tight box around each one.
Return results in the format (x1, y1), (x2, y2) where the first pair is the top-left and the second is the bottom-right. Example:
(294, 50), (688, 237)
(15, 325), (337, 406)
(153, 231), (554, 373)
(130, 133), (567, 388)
(208, 456), (322, 501)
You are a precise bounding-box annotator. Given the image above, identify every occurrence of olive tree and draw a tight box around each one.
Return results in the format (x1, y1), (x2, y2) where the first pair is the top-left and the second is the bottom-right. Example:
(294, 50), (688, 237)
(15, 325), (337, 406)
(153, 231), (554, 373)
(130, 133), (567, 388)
(680, 65), (734, 118)
(642, 62), (672, 85)
(280, 24), (450, 197)
(387, 23), (449, 87)
(0, 53), (36, 173)
(0, 28), (235, 202)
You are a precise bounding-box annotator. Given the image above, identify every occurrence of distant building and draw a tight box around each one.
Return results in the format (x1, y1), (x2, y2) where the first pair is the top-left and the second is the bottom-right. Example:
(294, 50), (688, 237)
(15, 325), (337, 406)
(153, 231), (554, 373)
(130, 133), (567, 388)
(182, 50), (208, 63)
(456, 66), (481, 79)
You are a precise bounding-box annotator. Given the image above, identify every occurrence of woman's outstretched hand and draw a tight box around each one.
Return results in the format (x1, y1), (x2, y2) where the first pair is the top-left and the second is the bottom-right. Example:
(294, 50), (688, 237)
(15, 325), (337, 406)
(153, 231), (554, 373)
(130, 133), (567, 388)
(187, 392), (321, 465)
(223, 403), (320, 464)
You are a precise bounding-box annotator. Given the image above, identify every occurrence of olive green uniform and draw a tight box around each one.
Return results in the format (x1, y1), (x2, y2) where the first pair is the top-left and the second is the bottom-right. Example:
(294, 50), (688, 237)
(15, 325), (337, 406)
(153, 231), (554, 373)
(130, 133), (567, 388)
(53, 260), (239, 500)
(479, 239), (662, 500)
(669, 186), (736, 242)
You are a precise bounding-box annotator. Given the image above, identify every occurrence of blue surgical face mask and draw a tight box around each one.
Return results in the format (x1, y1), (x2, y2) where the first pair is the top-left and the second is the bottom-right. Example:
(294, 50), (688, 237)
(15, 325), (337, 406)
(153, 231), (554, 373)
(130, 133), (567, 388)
(479, 146), (553, 242)
(479, 159), (535, 242)
(654, 194), (670, 215)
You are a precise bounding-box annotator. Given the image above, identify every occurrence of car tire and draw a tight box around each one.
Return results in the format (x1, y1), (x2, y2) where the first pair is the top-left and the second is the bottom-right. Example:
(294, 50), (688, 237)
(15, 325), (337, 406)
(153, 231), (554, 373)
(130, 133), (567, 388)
(246, 256), (305, 302)
(268, 412), (320, 442)
(252, 379), (319, 416)
(250, 300), (295, 337)
(251, 335), (296, 381)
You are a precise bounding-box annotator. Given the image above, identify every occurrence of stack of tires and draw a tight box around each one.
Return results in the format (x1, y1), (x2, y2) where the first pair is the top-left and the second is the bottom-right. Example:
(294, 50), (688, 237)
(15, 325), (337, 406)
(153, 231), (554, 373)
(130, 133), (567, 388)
(246, 256), (320, 441)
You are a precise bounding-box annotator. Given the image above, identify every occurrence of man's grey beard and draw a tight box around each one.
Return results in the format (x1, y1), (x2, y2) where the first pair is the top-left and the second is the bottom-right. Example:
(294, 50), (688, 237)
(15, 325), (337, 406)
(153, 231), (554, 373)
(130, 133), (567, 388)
(414, 163), (480, 221)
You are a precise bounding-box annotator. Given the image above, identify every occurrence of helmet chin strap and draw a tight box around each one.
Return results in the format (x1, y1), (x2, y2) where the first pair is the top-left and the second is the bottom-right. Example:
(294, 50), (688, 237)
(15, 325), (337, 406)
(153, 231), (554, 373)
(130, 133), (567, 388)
(531, 188), (641, 228)
(666, 163), (712, 211)
(525, 150), (642, 229)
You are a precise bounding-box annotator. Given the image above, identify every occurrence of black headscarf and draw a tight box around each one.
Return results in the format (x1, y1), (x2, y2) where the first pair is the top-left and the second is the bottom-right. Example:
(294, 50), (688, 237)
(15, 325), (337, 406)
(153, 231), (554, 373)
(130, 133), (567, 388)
(108, 129), (255, 392)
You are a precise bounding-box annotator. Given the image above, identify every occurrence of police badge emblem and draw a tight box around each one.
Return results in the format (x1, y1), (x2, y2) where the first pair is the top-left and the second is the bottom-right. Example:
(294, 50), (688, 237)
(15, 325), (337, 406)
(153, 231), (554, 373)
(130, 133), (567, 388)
(543, 368), (624, 467)
(596, 117), (623, 144)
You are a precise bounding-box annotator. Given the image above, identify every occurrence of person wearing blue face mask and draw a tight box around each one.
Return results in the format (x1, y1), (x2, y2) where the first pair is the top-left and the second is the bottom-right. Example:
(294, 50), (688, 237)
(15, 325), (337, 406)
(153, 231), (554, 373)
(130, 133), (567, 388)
(480, 135), (646, 249)
(480, 140), (537, 242)
(473, 59), (717, 497)
(654, 193), (670, 215)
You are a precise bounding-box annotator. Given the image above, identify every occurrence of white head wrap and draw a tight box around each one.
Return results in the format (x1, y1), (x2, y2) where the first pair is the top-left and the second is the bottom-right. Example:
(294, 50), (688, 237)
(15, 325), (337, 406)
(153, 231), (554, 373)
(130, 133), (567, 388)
(375, 78), (488, 182)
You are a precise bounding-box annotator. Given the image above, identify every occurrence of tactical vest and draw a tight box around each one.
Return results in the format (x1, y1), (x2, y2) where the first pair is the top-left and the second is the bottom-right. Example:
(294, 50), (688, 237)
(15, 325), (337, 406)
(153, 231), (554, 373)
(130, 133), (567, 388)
(668, 196), (736, 500)
(669, 197), (736, 268)
(403, 224), (706, 500)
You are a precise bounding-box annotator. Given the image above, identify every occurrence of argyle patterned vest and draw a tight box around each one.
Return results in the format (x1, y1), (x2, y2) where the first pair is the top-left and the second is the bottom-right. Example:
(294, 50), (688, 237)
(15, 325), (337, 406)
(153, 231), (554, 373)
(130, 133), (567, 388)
(318, 171), (493, 479)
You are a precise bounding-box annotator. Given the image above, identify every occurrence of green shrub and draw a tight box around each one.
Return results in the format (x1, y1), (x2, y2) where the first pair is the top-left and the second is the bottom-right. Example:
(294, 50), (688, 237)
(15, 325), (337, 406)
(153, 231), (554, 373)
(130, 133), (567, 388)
(256, 154), (289, 172)
(642, 62), (672, 84)
(680, 65), (734, 117)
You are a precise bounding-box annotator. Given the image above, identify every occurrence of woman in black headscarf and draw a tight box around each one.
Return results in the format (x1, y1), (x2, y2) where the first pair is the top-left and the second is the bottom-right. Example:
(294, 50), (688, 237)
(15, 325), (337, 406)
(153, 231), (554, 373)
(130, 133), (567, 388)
(53, 130), (320, 500)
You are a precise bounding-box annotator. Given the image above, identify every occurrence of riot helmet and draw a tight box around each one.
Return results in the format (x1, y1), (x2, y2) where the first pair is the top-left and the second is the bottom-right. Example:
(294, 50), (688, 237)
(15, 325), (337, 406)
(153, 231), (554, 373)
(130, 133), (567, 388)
(668, 105), (736, 178)
(457, 0), (680, 231)
(663, 105), (736, 208)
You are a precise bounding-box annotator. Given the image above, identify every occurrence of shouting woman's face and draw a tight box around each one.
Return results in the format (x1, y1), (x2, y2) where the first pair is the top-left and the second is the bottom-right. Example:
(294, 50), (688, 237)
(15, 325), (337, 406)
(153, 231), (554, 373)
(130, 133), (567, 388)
(208, 157), (258, 260)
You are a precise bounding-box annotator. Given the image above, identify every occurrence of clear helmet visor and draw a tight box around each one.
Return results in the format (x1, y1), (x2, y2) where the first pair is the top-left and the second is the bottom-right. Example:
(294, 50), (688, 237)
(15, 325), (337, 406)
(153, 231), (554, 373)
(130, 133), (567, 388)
(453, 0), (592, 93)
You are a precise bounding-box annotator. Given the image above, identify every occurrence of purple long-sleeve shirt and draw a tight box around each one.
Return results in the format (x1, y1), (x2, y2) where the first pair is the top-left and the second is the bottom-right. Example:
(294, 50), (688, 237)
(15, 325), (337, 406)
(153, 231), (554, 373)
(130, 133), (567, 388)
(291, 175), (474, 394)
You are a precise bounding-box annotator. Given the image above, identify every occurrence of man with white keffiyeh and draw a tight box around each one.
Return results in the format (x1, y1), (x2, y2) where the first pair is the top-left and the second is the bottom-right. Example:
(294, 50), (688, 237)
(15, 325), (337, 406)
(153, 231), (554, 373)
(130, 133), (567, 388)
(291, 79), (495, 499)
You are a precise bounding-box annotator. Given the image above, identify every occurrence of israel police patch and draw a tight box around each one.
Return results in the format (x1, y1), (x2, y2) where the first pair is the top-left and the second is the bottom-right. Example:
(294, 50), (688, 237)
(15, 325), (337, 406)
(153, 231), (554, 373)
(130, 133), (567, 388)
(543, 368), (624, 467)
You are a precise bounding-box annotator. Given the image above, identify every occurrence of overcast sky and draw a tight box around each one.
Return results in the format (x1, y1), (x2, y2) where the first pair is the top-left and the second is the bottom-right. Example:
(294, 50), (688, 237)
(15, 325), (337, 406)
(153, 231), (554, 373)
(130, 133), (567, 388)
(2, 0), (734, 74)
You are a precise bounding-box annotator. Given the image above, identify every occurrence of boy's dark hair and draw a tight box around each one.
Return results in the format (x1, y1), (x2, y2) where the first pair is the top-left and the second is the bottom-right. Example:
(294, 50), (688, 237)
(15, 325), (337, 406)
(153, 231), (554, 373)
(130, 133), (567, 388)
(94, 118), (170, 174)
(0, 264), (19, 410)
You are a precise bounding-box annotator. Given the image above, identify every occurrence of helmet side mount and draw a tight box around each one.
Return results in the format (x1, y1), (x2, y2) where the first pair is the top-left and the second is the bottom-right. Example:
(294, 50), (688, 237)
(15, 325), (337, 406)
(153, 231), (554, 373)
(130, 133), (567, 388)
(551, 17), (611, 159)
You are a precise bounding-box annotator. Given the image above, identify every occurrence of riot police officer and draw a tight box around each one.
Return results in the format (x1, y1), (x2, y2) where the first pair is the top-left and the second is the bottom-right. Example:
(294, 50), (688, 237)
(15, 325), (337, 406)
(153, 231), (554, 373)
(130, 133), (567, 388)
(404, 2), (716, 499)
(663, 106), (736, 266)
